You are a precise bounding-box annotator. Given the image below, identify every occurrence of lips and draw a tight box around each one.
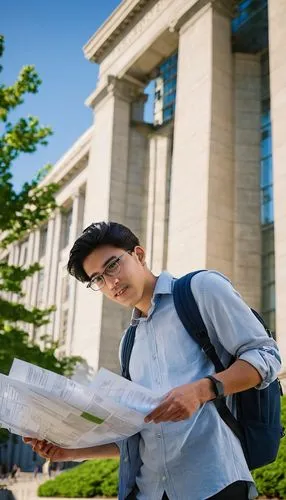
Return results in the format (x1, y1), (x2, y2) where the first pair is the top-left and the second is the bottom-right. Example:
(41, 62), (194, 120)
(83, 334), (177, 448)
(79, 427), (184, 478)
(114, 286), (128, 298)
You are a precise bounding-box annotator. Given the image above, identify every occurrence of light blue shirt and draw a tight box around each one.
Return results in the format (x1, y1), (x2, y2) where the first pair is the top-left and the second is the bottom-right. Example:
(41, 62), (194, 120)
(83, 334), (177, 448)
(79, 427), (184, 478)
(123, 270), (281, 500)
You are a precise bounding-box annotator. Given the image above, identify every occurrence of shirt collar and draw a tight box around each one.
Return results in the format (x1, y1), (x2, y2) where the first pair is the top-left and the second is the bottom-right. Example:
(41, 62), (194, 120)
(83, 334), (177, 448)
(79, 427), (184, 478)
(130, 271), (174, 326)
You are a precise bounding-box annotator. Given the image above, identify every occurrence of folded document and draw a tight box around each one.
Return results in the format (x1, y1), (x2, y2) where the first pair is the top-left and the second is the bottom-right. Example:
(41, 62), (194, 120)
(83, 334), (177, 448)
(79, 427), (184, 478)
(0, 359), (162, 448)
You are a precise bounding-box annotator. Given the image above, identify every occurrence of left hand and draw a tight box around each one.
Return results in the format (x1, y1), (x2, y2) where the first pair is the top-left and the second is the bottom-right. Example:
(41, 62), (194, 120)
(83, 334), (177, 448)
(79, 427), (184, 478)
(144, 382), (204, 424)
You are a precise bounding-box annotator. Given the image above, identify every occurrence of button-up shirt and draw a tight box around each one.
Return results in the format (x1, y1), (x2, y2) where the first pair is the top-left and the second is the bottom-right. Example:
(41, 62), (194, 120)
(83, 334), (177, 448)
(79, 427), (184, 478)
(122, 270), (281, 500)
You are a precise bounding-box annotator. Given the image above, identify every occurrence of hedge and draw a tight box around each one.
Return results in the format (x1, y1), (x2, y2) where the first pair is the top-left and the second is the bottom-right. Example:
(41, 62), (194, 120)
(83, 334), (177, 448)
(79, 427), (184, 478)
(38, 397), (286, 498)
(38, 458), (119, 497)
(252, 396), (286, 498)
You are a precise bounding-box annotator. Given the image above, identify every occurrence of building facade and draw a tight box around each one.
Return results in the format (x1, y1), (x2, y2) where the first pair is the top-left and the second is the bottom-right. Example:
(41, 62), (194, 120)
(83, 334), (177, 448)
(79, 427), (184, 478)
(4, 0), (286, 387)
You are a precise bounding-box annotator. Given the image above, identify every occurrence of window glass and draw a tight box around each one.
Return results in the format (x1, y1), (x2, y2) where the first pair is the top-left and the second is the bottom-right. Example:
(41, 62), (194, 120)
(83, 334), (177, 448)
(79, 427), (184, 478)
(37, 269), (45, 306)
(154, 52), (178, 125)
(260, 128), (272, 159)
(61, 208), (73, 249)
(39, 225), (48, 258)
(260, 157), (272, 187)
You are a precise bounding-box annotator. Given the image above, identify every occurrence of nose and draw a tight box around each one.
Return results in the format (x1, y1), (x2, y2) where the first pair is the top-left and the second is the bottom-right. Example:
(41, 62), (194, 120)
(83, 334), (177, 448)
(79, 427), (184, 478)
(105, 276), (119, 291)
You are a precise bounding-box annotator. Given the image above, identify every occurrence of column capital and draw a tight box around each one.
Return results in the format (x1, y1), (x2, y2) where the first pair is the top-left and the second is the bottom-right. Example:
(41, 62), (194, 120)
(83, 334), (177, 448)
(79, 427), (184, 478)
(71, 189), (80, 201)
(86, 75), (146, 110)
(169, 0), (234, 34)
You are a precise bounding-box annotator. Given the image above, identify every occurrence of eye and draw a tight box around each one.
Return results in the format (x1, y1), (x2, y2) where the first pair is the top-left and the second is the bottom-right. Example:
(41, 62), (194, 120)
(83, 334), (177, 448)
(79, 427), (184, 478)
(93, 275), (104, 285)
(107, 260), (118, 271)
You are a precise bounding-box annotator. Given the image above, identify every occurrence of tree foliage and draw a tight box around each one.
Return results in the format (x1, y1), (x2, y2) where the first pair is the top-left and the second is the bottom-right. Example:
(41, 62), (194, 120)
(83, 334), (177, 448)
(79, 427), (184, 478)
(0, 35), (82, 440)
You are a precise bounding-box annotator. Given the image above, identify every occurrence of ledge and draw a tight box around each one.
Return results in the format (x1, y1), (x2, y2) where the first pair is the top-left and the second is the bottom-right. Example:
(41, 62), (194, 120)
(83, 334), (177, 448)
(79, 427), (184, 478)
(40, 127), (92, 187)
(83, 0), (151, 63)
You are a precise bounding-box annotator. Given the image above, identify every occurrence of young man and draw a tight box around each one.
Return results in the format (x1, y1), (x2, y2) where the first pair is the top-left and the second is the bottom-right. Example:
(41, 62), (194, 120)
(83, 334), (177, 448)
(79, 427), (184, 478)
(25, 221), (281, 500)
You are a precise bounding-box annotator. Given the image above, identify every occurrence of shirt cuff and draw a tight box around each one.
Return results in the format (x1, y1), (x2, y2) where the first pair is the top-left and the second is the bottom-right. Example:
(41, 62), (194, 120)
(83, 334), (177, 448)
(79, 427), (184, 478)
(239, 347), (281, 390)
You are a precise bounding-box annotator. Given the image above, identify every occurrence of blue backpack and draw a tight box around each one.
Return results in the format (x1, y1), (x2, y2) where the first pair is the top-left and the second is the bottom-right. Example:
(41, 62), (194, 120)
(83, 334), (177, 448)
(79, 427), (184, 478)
(121, 271), (284, 470)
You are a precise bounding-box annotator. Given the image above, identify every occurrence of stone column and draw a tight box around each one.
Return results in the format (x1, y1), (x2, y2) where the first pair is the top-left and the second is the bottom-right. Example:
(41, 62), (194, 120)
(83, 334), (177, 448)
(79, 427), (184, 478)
(124, 122), (149, 246)
(42, 217), (55, 309)
(65, 192), (80, 355)
(46, 210), (61, 339)
(146, 127), (173, 274)
(25, 232), (35, 307)
(167, 1), (234, 279)
(30, 230), (40, 308)
(29, 230), (40, 340)
(233, 53), (261, 310)
(73, 77), (146, 372)
(268, 0), (286, 372)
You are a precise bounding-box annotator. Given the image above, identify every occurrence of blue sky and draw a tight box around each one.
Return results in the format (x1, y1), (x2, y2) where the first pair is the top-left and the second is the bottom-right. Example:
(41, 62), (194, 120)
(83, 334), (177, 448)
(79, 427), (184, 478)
(2, 0), (153, 191)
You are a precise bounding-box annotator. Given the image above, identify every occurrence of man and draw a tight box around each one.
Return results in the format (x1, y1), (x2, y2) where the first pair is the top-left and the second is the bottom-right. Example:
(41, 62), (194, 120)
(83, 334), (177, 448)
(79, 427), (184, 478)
(25, 221), (281, 500)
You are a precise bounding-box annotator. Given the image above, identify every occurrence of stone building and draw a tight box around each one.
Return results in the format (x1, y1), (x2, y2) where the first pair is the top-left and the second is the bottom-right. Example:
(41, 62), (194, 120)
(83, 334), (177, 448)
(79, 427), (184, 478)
(4, 0), (286, 385)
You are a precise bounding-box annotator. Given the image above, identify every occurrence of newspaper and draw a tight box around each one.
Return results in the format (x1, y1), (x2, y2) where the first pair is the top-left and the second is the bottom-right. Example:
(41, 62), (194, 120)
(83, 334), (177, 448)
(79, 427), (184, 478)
(0, 359), (162, 449)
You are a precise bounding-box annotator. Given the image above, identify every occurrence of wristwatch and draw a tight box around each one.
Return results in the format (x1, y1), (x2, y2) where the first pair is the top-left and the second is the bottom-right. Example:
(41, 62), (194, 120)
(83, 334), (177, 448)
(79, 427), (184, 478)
(205, 375), (225, 400)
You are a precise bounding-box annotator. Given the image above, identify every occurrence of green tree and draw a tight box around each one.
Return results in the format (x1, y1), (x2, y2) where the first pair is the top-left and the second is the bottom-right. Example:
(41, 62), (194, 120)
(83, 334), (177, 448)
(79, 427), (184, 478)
(0, 35), (81, 441)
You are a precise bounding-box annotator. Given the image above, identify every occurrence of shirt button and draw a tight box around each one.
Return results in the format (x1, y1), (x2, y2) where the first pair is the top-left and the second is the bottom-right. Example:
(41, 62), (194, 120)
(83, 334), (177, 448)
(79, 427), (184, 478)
(162, 476), (166, 482)
(156, 433), (161, 439)
(152, 354), (156, 360)
(124, 457), (128, 463)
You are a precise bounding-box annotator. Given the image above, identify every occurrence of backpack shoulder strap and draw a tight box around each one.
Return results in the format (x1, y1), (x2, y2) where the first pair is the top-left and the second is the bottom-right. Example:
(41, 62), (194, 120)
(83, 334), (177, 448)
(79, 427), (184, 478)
(173, 271), (225, 372)
(121, 325), (137, 381)
(173, 271), (244, 443)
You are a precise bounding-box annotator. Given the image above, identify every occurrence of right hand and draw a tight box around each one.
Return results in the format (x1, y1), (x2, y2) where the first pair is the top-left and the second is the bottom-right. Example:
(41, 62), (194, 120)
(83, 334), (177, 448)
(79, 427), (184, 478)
(23, 437), (76, 462)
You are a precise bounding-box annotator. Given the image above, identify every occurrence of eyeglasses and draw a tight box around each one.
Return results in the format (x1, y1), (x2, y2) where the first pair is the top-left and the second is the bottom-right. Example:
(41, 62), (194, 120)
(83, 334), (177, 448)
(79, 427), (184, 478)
(86, 250), (132, 292)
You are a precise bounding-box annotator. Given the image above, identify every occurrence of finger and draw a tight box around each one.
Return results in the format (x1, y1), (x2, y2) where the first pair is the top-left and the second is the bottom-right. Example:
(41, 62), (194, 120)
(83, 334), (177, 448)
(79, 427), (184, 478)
(152, 403), (177, 423)
(157, 409), (189, 423)
(50, 447), (60, 461)
(32, 439), (45, 449)
(41, 443), (55, 455)
(23, 437), (33, 443)
(153, 405), (183, 423)
(38, 440), (48, 450)
(145, 396), (174, 422)
(172, 414), (186, 422)
(150, 398), (183, 422)
(32, 440), (48, 455)
(23, 437), (35, 445)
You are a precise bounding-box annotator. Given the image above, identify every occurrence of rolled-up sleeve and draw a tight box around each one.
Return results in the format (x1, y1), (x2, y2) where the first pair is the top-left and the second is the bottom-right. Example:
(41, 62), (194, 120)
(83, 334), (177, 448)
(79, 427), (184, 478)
(194, 271), (281, 389)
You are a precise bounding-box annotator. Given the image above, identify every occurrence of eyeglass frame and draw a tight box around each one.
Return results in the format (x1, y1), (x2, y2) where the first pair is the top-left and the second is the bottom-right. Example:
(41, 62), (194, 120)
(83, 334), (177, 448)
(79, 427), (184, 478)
(86, 249), (133, 292)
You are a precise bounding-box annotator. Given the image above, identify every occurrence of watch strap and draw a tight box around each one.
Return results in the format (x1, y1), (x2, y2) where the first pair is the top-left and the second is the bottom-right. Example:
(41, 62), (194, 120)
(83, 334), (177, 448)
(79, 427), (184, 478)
(205, 375), (225, 399)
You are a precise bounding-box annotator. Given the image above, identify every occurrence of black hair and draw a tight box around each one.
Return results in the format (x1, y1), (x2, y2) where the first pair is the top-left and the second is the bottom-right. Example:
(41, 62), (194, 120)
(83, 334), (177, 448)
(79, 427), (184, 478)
(67, 221), (140, 282)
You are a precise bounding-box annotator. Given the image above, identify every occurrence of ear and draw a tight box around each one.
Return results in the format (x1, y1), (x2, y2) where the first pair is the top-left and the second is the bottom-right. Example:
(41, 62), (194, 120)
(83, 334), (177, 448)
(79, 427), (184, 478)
(134, 246), (145, 265)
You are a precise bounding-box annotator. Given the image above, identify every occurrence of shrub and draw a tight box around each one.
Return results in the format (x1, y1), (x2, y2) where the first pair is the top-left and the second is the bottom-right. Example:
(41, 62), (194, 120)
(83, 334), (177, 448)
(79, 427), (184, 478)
(38, 458), (119, 497)
(253, 396), (286, 498)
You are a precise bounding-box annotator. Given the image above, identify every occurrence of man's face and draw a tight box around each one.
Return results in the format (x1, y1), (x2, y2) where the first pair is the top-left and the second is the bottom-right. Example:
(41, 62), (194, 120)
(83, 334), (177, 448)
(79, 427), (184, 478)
(83, 244), (146, 308)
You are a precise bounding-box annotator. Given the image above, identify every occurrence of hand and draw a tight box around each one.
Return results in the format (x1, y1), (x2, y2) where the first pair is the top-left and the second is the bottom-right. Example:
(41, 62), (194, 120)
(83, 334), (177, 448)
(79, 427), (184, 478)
(144, 381), (207, 424)
(23, 437), (76, 462)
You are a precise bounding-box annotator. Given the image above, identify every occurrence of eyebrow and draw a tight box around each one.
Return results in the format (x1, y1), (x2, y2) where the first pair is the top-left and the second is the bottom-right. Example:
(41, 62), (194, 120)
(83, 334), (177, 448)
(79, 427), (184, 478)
(89, 255), (118, 279)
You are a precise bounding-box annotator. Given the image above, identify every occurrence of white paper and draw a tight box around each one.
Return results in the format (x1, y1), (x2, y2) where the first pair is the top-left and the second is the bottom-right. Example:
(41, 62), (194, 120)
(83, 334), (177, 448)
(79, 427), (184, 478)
(0, 359), (162, 449)
(90, 367), (162, 413)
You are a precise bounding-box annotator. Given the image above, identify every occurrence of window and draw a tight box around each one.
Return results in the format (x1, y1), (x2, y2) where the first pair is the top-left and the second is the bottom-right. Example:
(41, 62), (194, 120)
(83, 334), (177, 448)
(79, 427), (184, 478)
(232, 0), (268, 53)
(260, 54), (273, 226)
(61, 208), (73, 249)
(154, 52), (178, 125)
(39, 225), (48, 258)
(37, 269), (45, 306)
(61, 274), (70, 303)
(19, 240), (28, 266)
(59, 308), (69, 345)
(58, 273), (70, 345)
(261, 186), (274, 224)
(261, 226), (276, 333)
